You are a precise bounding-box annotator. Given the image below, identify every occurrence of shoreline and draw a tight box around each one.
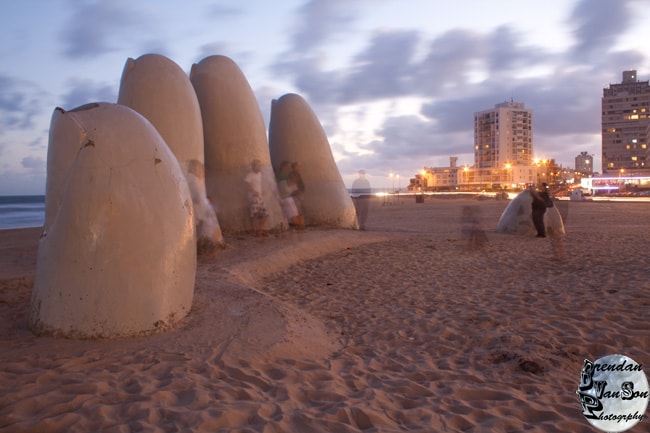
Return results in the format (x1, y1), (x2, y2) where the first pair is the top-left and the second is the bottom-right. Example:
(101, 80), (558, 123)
(2, 193), (650, 232)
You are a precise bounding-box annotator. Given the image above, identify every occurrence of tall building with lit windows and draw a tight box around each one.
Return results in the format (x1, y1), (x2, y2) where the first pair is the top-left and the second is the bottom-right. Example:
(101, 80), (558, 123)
(602, 70), (650, 174)
(574, 151), (593, 176)
(474, 101), (533, 169)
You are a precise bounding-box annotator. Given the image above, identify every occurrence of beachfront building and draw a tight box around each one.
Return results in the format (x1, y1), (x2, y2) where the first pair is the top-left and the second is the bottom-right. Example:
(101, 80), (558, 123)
(457, 165), (514, 190)
(574, 151), (594, 176)
(412, 157), (459, 191)
(601, 70), (650, 175)
(409, 100), (582, 192)
(646, 120), (650, 161)
(410, 156), (539, 192)
(472, 100), (539, 187)
(410, 100), (542, 192)
(474, 100), (534, 168)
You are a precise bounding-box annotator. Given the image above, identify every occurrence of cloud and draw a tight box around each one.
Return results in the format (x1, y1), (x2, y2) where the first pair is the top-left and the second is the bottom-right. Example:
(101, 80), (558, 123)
(484, 26), (552, 74)
(290, 0), (362, 53)
(1, 0), (633, 196)
(137, 41), (172, 59)
(339, 30), (420, 103)
(414, 29), (483, 97)
(421, 96), (487, 134)
(206, 3), (243, 18)
(270, 0), (368, 96)
(288, 27), (480, 105)
(60, 0), (141, 59)
(417, 69), (604, 160)
(21, 155), (45, 170)
(289, 24), (554, 107)
(0, 74), (44, 133)
(254, 85), (282, 128)
(276, 56), (343, 104)
(59, 78), (117, 110)
(194, 42), (257, 70)
(28, 135), (46, 150)
(569, 0), (635, 60)
(307, 6), (649, 174)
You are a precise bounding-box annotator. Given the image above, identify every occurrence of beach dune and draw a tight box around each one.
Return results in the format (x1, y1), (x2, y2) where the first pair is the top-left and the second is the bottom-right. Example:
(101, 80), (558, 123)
(1, 197), (649, 432)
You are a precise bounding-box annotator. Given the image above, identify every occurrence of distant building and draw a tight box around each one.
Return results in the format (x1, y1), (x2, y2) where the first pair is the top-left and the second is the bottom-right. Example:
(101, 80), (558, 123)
(472, 100), (538, 187)
(474, 100), (533, 169)
(574, 151), (593, 176)
(414, 157), (459, 191)
(601, 70), (650, 175)
(411, 156), (538, 192)
(647, 121), (650, 159)
(410, 100), (559, 191)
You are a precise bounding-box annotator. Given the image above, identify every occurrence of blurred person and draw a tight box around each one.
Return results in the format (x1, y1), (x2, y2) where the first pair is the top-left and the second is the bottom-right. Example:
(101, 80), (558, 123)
(290, 162), (305, 229)
(290, 162), (305, 202)
(351, 169), (372, 230)
(244, 159), (269, 236)
(461, 205), (487, 250)
(276, 161), (302, 229)
(187, 159), (222, 252)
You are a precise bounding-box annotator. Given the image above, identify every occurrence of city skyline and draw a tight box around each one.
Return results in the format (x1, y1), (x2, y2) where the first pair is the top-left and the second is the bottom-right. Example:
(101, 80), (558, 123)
(1, 0), (650, 194)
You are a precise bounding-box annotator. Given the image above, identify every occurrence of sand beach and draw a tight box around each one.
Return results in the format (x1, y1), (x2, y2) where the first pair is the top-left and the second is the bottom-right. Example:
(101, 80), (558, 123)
(0, 197), (649, 432)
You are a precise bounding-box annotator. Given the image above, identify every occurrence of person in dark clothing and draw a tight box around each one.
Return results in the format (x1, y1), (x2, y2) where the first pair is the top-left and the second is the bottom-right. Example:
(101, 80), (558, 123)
(530, 183), (552, 237)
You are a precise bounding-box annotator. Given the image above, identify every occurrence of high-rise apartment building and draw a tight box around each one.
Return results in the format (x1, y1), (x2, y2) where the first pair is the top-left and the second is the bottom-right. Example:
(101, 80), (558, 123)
(601, 70), (650, 174)
(574, 151), (593, 176)
(474, 101), (533, 169)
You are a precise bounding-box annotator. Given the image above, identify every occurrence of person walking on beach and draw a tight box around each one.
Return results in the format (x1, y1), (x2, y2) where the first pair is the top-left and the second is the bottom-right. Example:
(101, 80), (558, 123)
(244, 159), (269, 237)
(351, 169), (372, 230)
(276, 161), (302, 229)
(461, 205), (487, 250)
(530, 183), (552, 238)
(290, 162), (305, 229)
(290, 162), (305, 207)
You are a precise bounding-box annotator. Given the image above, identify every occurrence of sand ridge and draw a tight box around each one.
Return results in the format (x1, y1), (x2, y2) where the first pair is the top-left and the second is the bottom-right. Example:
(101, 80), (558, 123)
(1, 198), (649, 432)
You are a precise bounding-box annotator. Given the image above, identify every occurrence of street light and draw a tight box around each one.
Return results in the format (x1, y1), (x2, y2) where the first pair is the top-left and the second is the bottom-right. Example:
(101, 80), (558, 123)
(504, 163), (512, 189)
(463, 166), (469, 191)
(619, 168), (626, 194)
(534, 158), (548, 186)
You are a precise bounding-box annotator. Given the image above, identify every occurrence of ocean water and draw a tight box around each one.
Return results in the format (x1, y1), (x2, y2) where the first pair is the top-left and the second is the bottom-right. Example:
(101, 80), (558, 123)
(0, 195), (45, 230)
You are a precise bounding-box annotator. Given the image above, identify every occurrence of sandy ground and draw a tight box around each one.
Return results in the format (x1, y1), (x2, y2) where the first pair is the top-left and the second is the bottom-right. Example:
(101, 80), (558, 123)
(0, 196), (649, 432)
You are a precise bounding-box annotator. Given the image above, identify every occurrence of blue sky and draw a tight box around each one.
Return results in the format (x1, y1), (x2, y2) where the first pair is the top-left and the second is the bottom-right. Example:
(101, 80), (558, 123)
(1, 0), (649, 194)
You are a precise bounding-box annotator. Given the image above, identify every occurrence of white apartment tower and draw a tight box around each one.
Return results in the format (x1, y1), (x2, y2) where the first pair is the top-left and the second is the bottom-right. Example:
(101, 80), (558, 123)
(474, 101), (533, 169)
(601, 70), (650, 174)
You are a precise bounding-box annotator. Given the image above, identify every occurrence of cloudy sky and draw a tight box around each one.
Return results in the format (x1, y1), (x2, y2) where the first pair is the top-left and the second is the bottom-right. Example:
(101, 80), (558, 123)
(1, 0), (649, 194)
